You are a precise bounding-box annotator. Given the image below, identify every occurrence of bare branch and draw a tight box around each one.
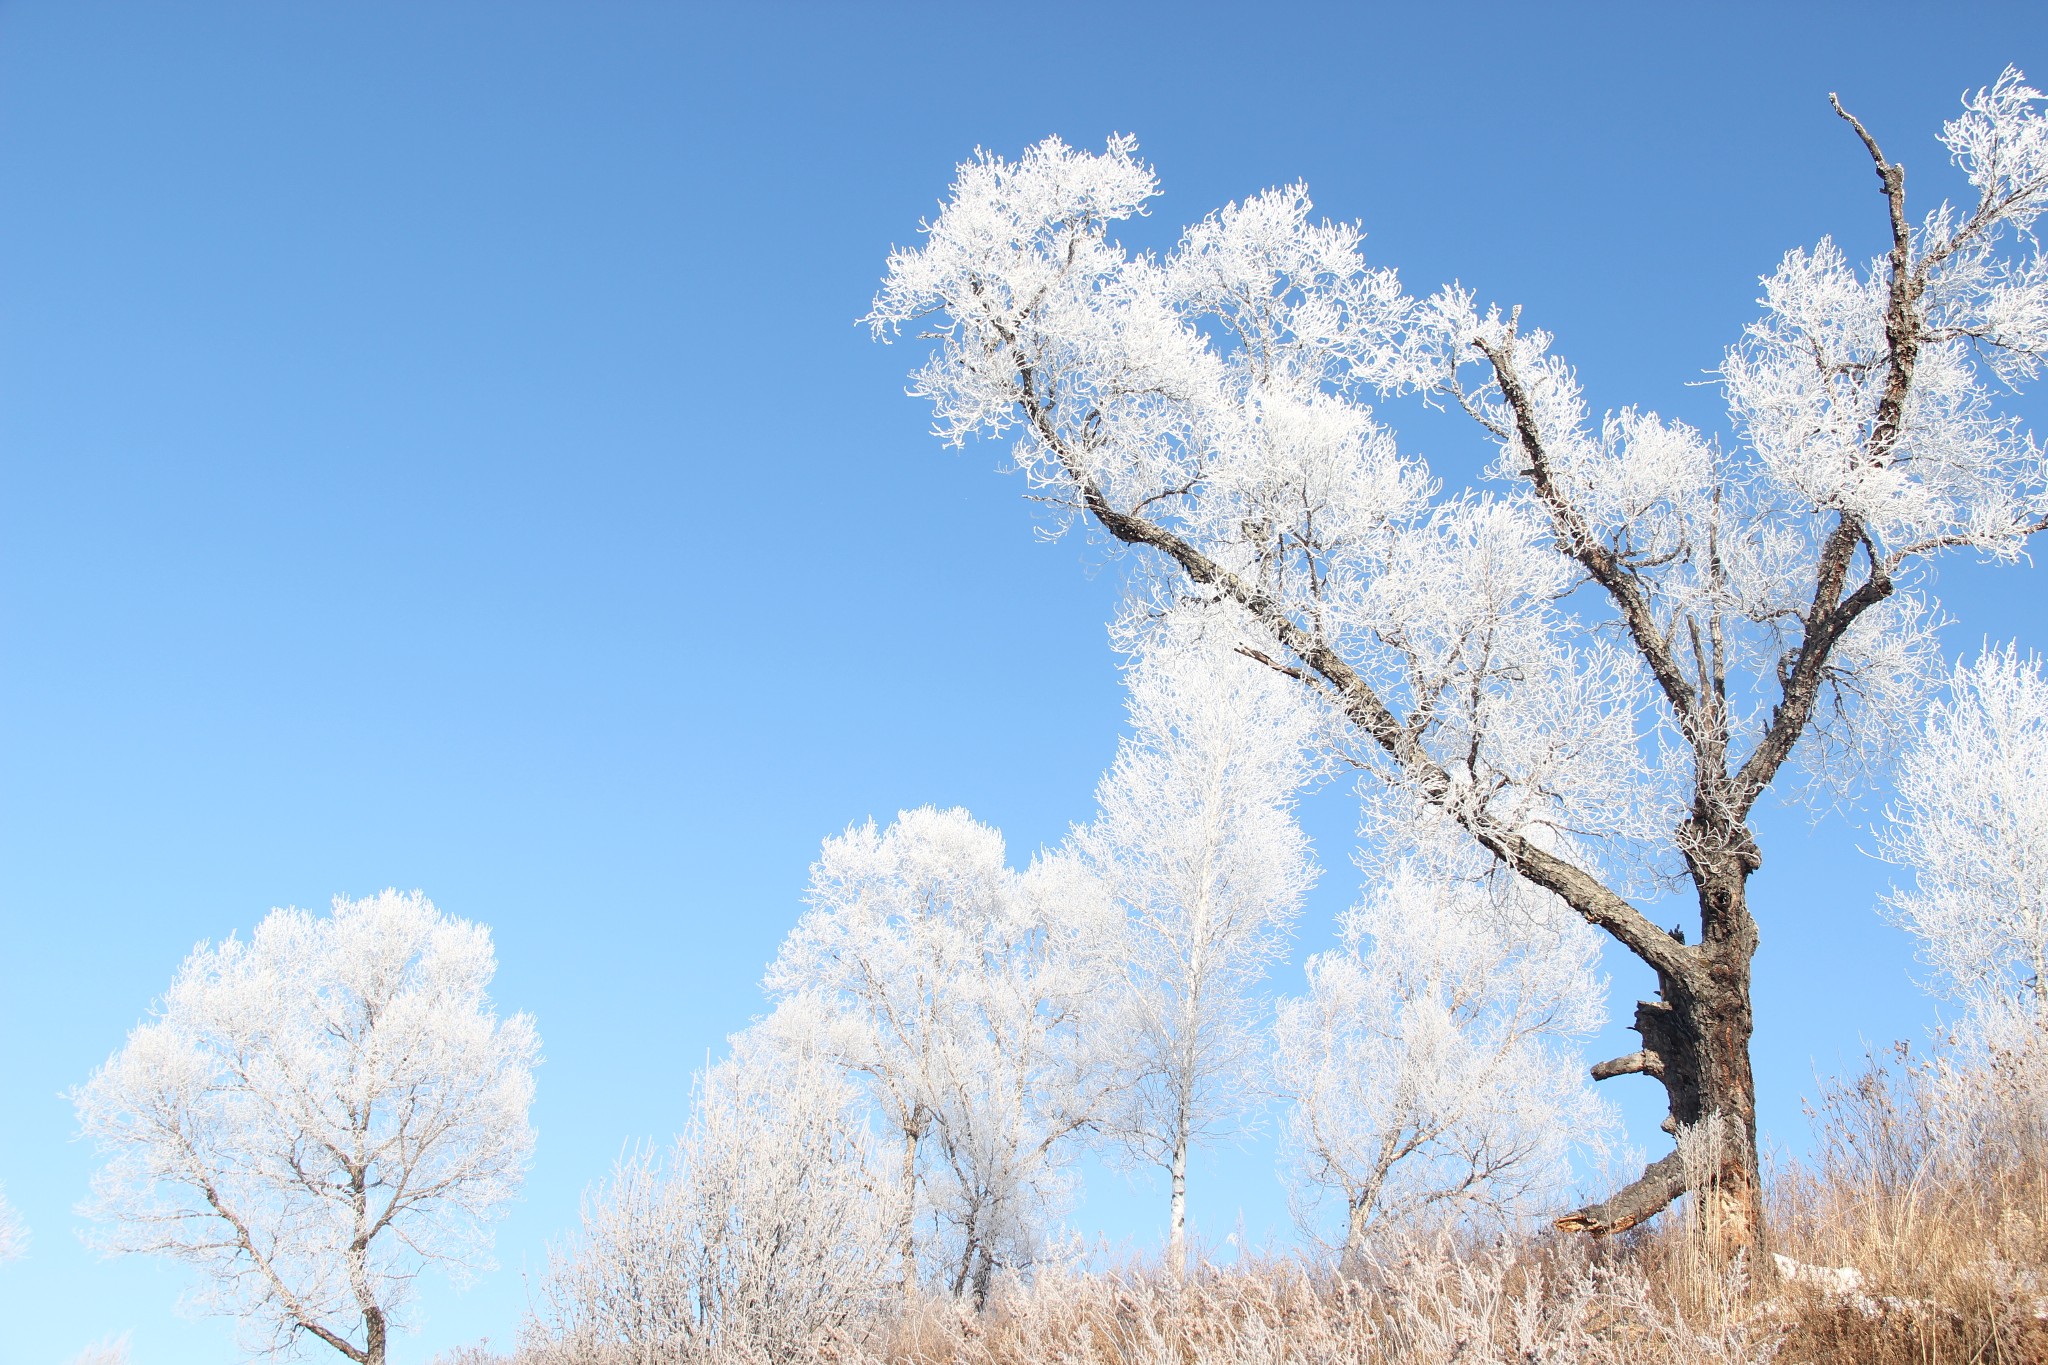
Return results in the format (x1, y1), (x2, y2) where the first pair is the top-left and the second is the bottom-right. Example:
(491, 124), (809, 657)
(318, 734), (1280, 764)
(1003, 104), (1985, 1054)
(1554, 1150), (1688, 1236)
(1018, 379), (1702, 990)
(1830, 92), (1910, 274)
(1471, 337), (1702, 734)
(1591, 1050), (1667, 1082)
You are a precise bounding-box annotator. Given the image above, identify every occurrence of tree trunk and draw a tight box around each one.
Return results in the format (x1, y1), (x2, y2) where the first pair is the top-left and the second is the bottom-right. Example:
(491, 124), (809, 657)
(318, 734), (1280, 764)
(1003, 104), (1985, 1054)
(970, 1242), (995, 1308)
(1167, 1133), (1189, 1274)
(1559, 848), (1765, 1263)
(898, 1125), (920, 1297)
(346, 1157), (386, 1365)
(1336, 1194), (1372, 1282)
(949, 1196), (982, 1301)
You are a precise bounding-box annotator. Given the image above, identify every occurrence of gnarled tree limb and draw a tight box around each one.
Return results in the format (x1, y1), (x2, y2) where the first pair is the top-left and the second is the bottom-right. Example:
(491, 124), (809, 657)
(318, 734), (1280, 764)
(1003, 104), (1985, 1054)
(1591, 1049), (1666, 1082)
(1554, 1150), (1689, 1236)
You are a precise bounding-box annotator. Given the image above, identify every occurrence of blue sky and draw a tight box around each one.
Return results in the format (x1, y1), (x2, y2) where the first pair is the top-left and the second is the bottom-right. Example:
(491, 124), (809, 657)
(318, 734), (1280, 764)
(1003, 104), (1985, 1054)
(3, 3), (2045, 1360)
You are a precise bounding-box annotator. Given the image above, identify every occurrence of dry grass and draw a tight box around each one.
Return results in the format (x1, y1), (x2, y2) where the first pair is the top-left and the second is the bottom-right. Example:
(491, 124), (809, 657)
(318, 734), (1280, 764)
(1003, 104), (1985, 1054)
(873, 1241), (1756, 1365)
(866, 1196), (2048, 1365)
(477, 1218), (2044, 1365)
(1762, 1042), (2048, 1365)
(459, 1043), (2048, 1365)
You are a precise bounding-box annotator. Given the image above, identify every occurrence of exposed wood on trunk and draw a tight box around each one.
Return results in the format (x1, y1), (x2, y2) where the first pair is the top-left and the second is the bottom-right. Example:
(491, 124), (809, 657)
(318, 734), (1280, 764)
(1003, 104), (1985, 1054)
(1590, 1049), (1665, 1082)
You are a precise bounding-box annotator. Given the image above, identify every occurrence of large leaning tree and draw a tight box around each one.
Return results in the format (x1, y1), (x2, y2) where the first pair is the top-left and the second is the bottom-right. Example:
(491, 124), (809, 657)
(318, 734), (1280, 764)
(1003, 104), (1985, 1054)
(869, 70), (2048, 1256)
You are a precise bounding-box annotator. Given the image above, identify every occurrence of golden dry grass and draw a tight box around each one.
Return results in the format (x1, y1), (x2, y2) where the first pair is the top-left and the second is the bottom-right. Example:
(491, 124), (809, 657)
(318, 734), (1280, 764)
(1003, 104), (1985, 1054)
(468, 1045), (2048, 1365)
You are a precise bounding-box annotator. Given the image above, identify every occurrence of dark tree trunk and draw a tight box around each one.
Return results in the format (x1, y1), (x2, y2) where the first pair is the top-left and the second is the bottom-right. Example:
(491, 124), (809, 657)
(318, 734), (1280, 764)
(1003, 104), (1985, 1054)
(1559, 842), (1765, 1260)
(970, 1243), (995, 1308)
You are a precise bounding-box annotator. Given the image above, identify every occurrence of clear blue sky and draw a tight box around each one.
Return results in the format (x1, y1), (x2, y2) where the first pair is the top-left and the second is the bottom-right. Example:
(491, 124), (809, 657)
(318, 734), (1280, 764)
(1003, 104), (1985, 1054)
(3, 3), (2044, 1360)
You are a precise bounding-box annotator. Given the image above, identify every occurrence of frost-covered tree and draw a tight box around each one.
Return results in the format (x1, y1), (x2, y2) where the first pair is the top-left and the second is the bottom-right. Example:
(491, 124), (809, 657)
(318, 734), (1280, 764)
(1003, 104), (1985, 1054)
(74, 891), (539, 1365)
(1275, 828), (1616, 1264)
(527, 1021), (890, 1364)
(765, 808), (1001, 1292)
(917, 848), (1111, 1302)
(1878, 642), (2048, 1166)
(870, 71), (2048, 1253)
(1881, 642), (2048, 1008)
(1076, 622), (1319, 1264)
(764, 807), (1097, 1298)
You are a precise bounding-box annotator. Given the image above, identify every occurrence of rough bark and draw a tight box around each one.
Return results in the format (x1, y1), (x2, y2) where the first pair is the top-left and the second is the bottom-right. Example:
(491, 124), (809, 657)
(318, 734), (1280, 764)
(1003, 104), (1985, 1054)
(970, 1244), (995, 1309)
(349, 1159), (386, 1365)
(1558, 879), (1763, 1251)
(362, 1307), (387, 1365)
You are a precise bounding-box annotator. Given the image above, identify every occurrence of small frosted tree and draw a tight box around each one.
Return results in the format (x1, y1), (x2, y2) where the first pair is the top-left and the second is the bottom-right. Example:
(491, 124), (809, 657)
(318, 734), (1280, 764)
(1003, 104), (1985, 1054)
(764, 807), (1097, 1297)
(1878, 642), (2048, 1164)
(1275, 827), (1616, 1264)
(871, 70), (2048, 1253)
(527, 1020), (891, 1364)
(1076, 620), (1320, 1264)
(1881, 642), (2048, 1009)
(74, 890), (539, 1365)
(916, 848), (1110, 1302)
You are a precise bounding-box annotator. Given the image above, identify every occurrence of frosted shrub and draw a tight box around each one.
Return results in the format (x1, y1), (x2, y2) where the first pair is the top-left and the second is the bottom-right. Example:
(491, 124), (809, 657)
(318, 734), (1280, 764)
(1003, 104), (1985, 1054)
(763, 808), (1101, 1300)
(1275, 821), (1618, 1262)
(526, 1025), (892, 1364)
